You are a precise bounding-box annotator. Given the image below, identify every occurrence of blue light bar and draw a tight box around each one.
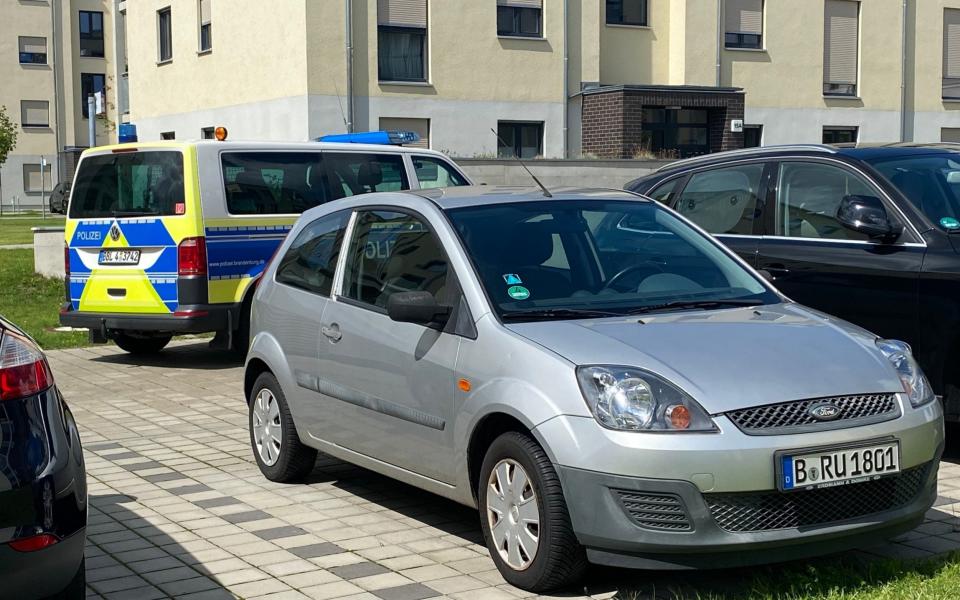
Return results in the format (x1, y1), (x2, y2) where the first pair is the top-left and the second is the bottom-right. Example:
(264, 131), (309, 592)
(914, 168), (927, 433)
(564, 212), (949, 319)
(317, 130), (420, 146)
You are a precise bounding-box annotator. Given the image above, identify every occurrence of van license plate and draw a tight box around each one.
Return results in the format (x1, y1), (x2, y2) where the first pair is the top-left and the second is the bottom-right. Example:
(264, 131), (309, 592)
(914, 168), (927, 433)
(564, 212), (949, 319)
(779, 441), (900, 491)
(98, 249), (141, 265)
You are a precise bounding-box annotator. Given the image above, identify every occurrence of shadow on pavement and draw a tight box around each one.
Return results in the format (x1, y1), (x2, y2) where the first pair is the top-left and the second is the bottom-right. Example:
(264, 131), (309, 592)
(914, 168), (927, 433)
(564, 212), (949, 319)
(89, 340), (242, 371)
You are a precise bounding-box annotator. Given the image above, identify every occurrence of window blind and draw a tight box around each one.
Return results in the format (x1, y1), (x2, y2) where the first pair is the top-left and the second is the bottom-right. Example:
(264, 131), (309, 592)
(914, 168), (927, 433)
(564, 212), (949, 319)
(378, 0), (427, 28)
(19, 36), (47, 54)
(497, 0), (542, 8)
(824, 0), (859, 85)
(200, 0), (211, 24)
(23, 164), (52, 192)
(21, 100), (49, 127)
(944, 9), (960, 97)
(725, 0), (762, 34)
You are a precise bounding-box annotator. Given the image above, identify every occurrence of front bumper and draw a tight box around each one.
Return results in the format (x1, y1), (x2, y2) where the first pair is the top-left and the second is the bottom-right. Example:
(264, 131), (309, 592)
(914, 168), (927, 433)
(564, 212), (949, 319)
(60, 302), (236, 335)
(537, 395), (944, 568)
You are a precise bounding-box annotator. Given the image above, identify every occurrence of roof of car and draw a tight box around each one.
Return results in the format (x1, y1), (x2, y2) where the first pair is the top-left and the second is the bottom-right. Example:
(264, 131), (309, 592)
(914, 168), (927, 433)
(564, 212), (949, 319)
(410, 185), (646, 209)
(82, 139), (451, 157)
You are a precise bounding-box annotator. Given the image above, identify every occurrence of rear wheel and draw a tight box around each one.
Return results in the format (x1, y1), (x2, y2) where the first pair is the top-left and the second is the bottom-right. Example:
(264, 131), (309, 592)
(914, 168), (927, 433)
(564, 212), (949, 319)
(478, 432), (587, 592)
(249, 372), (317, 482)
(113, 333), (171, 354)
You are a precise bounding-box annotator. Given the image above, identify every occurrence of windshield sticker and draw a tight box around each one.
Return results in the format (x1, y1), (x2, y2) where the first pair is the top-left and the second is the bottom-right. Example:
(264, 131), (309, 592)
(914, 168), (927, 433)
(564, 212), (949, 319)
(941, 217), (960, 230)
(502, 274), (523, 285)
(507, 285), (530, 300)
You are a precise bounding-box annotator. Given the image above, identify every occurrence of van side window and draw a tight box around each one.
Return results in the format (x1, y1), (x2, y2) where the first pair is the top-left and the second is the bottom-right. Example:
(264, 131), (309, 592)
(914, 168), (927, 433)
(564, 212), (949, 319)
(674, 164), (764, 235)
(324, 153), (409, 200)
(275, 211), (350, 296)
(221, 152), (329, 215)
(412, 156), (469, 189)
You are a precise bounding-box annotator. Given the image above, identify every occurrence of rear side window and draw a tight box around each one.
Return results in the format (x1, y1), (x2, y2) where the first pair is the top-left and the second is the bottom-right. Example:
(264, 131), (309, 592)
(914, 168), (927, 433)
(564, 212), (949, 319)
(412, 155), (469, 189)
(324, 153), (409, 199)
(275, 211), (350, 296)
(222, 152), (329, 215)
(69, 151), (184, 218)
(646, 177), (681, 204)
(674, 164), (764, 235)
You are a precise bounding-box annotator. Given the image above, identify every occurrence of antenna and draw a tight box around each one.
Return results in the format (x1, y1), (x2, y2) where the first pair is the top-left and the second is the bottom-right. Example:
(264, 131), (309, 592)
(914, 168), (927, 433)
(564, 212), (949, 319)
(332, 78), (348, 130)
(490, 128), (552, 198)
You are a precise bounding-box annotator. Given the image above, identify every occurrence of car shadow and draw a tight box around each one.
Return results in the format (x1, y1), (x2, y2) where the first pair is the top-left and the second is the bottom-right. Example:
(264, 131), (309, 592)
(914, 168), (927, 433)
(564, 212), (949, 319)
(88, 339), (242, 370)
(941, 422), (960, 464)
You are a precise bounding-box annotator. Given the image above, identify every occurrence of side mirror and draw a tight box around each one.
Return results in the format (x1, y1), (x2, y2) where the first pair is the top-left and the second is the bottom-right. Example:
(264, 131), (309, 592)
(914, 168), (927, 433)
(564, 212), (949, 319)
(836, 195), (901, 241)
(386, 291), (451, 326)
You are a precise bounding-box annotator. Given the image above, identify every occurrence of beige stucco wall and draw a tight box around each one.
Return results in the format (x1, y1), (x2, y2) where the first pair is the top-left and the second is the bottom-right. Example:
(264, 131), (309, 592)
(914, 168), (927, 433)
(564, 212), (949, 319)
(64, 0), (118, 147)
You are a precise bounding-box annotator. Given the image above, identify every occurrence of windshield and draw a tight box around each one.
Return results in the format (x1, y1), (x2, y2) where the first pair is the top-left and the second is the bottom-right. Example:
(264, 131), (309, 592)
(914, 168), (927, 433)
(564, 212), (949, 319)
(446, 200), (778, 320)
(868, 153), (960, 231)
(70, 150), (185, 219)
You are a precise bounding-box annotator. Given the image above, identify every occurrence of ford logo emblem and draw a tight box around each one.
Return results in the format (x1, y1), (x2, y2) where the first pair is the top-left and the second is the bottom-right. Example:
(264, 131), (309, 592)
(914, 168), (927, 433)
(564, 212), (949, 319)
(809, 403), (841, 421)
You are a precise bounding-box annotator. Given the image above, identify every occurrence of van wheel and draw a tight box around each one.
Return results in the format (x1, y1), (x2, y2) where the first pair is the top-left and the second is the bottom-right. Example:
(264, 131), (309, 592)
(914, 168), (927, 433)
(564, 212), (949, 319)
(478, 432), (587, 593)
(249, 372), (316, 482)
(113, 333), (172, 354)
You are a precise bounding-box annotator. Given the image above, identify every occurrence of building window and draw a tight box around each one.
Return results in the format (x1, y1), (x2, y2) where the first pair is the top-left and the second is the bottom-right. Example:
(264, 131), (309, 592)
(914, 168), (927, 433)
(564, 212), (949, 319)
(18, 36), (47, 64)
(640, 108), (709, 158)
(944, 9), (960, 99)
(725, 0), (762, 49)
(377, 0), (427, 82)
(79, 11), (104, 58)
(20, 100), (50, 128)
(743, 125), (762, 148)
(161, 131), (176, 140)
(379, 117), (430, 148)
(822, 126), (858, 144)
(80, 73), (106, 118)
(497, 1), (542, 38)
(823, 0), (859, 97)
(199, 0), (212, 51)
(606, 0), (647, 26)
(201, 127), (215, 139)
(23, 163), (52, 194)
(497, 121), (543, 158)
(943, 127), (960, 143)
(158, 7), (173, 62)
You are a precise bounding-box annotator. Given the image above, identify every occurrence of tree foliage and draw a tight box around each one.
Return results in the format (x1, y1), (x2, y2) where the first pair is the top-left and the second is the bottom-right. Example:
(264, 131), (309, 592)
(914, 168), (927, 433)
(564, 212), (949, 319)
(0, 105), (17, 167)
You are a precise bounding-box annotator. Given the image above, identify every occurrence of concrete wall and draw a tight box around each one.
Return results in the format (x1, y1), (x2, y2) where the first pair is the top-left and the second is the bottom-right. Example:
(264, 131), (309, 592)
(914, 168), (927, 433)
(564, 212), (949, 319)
(455, 158), (666, 190)
(33, 227), (66, 278)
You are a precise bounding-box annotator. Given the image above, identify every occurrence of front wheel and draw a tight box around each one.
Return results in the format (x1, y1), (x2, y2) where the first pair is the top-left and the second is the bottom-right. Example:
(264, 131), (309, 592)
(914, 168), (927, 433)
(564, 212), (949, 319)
(113, 333), (172, 354)
(478, 432), (587, 592)
(248, 372), (316, 482)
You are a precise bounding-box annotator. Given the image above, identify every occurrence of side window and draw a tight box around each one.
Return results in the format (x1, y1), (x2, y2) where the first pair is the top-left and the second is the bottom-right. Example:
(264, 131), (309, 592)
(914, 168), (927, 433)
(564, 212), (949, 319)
(412, 156), (469, 189)
(775, 162), (877, 240)
(222, 152), (329, 215)
(674, 164), (764, 235)
(342, 210), (449, 309)
(323, 153), (409, 200)
(275, 211), (350, 296)
(646, 177), (681, 204)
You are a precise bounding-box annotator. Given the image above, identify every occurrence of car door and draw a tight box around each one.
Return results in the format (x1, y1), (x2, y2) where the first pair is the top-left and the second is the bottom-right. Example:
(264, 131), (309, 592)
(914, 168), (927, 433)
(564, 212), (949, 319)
(664, 161), (770, 267)
(756, 159), (925, 344)
(312, 208), (461, 483)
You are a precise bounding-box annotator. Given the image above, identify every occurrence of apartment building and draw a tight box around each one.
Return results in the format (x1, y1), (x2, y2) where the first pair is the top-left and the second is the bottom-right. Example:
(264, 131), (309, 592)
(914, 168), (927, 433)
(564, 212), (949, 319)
(0, 0), (123, 210)
(93, 1), (960, 161)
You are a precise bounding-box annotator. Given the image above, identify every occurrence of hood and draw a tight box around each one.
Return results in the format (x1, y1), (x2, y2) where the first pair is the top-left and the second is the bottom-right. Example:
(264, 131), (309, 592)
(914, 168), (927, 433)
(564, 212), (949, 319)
(505, 303), (903, 414)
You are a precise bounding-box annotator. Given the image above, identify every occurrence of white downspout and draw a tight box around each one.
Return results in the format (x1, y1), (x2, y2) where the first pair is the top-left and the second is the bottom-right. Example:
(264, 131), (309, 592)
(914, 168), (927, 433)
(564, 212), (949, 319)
(562, 0), (569, 158)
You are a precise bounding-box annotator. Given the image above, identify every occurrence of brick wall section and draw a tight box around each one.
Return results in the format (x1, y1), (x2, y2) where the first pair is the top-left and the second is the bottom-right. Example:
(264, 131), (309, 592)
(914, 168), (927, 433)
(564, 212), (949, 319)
(582, 87), (746, 158)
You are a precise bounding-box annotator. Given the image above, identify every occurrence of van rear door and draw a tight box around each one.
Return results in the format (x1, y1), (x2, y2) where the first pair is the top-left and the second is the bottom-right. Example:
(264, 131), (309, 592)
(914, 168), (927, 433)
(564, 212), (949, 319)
(66, 149), (194, 315)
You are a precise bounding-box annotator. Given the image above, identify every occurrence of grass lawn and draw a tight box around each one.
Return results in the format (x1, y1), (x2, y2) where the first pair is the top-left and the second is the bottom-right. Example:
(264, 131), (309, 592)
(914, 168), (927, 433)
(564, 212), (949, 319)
(0, 249), (87, 349)
(0, 215), (66, 245)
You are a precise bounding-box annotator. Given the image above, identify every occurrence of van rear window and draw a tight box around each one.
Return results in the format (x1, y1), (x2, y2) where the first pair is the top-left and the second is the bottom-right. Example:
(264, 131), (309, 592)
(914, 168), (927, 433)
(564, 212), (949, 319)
(69, 151), (185, 219)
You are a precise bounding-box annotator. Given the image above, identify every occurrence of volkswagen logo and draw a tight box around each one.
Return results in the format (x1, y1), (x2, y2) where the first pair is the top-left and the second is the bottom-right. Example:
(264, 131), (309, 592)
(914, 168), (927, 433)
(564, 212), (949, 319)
(809, 403), (841, 421)
(109, 223), (121, 242)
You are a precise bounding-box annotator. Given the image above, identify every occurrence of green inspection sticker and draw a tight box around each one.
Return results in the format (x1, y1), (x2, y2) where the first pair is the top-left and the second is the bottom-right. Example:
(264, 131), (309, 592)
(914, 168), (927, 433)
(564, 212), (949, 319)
(941, 217), (960, 230)
(507, 285), (530, 300)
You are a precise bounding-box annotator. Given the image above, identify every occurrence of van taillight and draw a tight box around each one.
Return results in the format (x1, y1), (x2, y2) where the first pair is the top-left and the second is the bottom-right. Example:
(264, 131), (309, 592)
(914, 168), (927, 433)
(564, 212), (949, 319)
(64, 246), (70, 278)
(178, 237), (208, 277)
(0, 331), (54, 402)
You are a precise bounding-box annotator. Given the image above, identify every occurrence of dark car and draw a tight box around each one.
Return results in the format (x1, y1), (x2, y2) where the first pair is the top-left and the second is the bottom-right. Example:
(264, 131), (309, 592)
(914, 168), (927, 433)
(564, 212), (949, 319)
(48, 182), (71, 215)
(0, 317), (86, 598)
(626, 143), (960, 419)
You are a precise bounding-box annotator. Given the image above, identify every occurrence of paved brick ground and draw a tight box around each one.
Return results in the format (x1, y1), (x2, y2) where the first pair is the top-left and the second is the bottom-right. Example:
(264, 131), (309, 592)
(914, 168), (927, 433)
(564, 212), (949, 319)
(49, 340), (960, 600)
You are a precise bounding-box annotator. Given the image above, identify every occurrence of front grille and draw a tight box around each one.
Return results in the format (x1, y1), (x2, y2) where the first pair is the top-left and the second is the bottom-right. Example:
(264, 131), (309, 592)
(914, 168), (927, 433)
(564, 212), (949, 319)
(615, 490), (693, 531)
(726, 394), (899, 435)
(706, 463), (931, 533)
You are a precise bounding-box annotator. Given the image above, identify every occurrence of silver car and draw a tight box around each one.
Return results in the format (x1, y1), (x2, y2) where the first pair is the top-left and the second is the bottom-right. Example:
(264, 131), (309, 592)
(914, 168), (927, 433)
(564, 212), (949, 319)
(244, 186), (943, 592)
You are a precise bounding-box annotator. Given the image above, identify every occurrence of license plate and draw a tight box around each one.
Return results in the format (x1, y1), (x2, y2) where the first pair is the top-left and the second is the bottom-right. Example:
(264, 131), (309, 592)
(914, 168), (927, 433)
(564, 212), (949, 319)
(98, 249), (141, 265)
(778, 440), (900, 491)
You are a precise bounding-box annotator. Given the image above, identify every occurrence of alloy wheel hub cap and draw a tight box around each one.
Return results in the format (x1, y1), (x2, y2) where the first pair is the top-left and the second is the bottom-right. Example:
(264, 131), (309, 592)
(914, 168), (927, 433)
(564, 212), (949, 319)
(486, 458), (540, 571)
(252, 389), (282, 466)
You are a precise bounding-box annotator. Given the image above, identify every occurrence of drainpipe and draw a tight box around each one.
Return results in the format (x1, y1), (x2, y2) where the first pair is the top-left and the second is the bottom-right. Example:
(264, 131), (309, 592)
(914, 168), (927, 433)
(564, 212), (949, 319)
(716, 0), (723, 87)
(562, 0), (568, 158)
(345, 0), (354, 133)
(900, 0), (908, 142)
(51, 0), (64, 179)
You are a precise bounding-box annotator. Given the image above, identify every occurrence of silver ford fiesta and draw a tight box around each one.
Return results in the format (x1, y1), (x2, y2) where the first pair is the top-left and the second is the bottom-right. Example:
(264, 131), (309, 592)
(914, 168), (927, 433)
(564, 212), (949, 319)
(244, 186), (943, 592)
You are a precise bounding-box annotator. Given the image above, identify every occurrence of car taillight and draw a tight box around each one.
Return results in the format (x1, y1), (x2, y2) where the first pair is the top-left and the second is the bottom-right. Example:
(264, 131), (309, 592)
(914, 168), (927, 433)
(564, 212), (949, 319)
(178, 236), (208, 277)
(0, 331), (54, 402)
(9, 533), (59, 552)
(64, 245), (70, 278)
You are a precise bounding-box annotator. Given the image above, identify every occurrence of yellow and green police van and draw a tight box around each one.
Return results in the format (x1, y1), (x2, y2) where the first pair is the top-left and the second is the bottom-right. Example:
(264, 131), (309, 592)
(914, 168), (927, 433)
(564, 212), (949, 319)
(60, 133), (471, 354)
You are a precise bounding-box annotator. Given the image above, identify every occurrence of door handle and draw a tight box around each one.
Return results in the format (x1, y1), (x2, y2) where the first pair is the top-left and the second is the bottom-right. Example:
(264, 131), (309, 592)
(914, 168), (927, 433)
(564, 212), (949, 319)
(321, 324), (342, 342)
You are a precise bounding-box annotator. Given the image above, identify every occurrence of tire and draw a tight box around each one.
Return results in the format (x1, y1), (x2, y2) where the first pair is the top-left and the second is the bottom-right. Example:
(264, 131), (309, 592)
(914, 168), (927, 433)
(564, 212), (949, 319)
(113, 333), (172, 354)
(248, 372), (316, 482)
(52, 557), (84, 599)
(478, 432), (587, 592)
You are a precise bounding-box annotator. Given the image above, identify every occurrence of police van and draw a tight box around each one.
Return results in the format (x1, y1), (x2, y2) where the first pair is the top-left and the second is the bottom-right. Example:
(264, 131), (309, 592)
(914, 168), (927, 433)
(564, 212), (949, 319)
(59, 130), (471, 354)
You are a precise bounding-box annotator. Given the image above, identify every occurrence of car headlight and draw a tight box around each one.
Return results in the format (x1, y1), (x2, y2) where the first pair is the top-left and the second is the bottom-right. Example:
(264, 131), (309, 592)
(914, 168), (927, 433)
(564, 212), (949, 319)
(876, 339), (934, 408)
(576, 366), (717, 432)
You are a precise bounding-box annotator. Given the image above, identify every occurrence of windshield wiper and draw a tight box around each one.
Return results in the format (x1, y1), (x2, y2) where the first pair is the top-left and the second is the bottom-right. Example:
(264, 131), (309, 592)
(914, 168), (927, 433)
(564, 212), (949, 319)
(501, 308), (624, 321)
(627, 298), (764, 315)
